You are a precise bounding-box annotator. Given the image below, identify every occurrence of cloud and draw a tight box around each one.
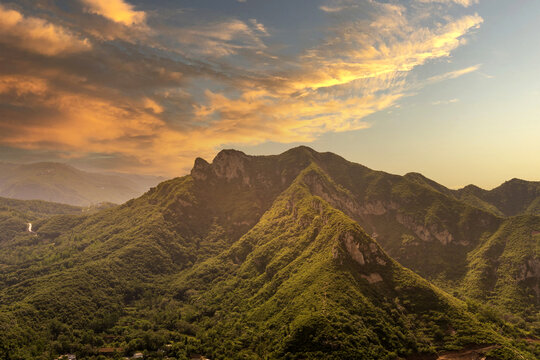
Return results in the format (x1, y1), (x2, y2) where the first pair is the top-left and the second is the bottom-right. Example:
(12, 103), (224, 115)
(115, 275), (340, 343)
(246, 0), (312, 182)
(432, 98), (459, 105)
(143, 98), (164, 114)
(81, 0), (145, 26)
(0, 0), (485, 175)
(166, 18), (269, 58)
(0, 73), (163, 158)
(417, 0), (479, 7)
(320, 6), (346, 13)
(249, 19), (269, 36)
(427, 64), (482, 83)
(285, 11), (483, 93)
(0, 4), (91, 56)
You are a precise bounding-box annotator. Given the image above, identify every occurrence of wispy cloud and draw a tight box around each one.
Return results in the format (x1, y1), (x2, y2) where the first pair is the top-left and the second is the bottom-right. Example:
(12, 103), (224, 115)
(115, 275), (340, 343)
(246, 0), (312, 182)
(319, 5), (346, 13)
(417, 0), (479, 7)
(432, 98), (459, 105)
(427, 64), (482, 83)
(171, 19), (268, 58)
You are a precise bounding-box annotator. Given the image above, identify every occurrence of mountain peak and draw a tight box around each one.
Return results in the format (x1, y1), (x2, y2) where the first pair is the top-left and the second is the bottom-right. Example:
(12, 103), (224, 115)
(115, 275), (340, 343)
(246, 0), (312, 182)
(213, 148), (248, 161)
(189, 149), (252, 182)
(503, 178), (528, 186)
(284, 145), (317, 154)
(190, 157), (211, 180)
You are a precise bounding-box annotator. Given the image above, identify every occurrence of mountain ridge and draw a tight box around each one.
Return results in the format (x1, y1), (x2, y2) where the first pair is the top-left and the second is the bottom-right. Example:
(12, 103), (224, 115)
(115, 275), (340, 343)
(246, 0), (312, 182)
(0, 146), (538, 359)
(0, 161), (164, 206)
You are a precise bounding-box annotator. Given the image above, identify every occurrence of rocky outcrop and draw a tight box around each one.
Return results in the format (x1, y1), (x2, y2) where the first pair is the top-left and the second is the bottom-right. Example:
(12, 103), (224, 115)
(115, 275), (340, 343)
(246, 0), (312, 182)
(517, 257), (540, 300)
(191, 157), (211, 180)
(190, 150), (252, 185)
(333, 232), (388, 270)
(343, 232), (365, 265)
(359, 200), (399, 215)
(212, 150), (251, 184)
(396, 213), (455, 245)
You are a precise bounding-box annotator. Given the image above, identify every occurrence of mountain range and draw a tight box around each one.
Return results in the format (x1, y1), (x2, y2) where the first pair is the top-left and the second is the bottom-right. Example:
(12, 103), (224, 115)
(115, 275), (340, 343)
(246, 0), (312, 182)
(0, 162), (164, 206)
(0, 147), (538, 359)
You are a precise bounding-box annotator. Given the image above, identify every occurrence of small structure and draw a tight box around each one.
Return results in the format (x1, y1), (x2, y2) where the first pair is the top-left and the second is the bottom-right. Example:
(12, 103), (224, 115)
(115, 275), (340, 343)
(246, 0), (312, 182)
(132, 352), (144, 359)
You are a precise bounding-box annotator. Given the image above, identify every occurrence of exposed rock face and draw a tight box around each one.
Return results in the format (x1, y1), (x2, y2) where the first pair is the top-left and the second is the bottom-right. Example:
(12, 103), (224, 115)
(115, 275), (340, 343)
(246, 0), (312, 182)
(334, 232), (388, 269)
(517, 257), (540, 300)
(302, 172), (361, 216)
(190, 150), (252, 185)
(360, 201), (399, 215)
(396, 213), (455, 245)
(343, 233), (365, 265)
(361, 273), (383, 284)
(191, 157), (211, 180)
(212, 150), (250, 184)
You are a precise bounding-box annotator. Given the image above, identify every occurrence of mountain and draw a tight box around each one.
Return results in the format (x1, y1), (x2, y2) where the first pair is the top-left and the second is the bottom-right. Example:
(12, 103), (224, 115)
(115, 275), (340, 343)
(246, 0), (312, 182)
(455, 179), (540, 217)
(405, 173), (540, 217)
(0, 162), (164, 206)
(0, 147), (538, 359)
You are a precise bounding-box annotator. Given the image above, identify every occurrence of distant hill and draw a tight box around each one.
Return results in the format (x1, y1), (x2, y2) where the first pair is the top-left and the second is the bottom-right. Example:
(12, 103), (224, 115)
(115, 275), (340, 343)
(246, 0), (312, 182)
(0, 162), (164, 206)
(405, 172), (540, 217)
(0, 147), (538, 359)
(454, 179), (540, 217)
(0, 196), (83, 244)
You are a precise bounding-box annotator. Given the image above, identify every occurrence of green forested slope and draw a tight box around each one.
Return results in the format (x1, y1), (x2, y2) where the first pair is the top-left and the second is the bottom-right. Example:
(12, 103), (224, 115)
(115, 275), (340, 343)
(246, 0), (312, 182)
(0, 147), (538, 359)
(0, 197), (82, 244)
(168, 165), (524, 359)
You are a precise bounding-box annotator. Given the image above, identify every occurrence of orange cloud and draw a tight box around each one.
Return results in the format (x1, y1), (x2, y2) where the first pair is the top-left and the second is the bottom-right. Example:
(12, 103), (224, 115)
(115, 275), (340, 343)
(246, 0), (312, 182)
(0, 4), (91, 56)
(292, 14), (483, 92)
(0, 76), (48, 97)
(81, 0), (145, 26)
(0, 1), (485, 175)
(0, 76), (162, 150)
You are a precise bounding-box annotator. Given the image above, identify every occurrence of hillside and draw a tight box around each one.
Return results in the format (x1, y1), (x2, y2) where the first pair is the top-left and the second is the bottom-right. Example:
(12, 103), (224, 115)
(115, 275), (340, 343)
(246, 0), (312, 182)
(455, 179), (540, 217)
(0, 197), (82, 244)
(0, 162), (163, 206)
(170, 165), (516, 359)
(0, 147), (538, 359)
(405, 173), (540, 217)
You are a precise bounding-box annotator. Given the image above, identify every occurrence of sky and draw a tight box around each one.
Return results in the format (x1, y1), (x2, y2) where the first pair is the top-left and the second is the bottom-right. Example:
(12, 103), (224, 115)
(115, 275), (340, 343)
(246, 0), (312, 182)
(0, 0), (538, 189)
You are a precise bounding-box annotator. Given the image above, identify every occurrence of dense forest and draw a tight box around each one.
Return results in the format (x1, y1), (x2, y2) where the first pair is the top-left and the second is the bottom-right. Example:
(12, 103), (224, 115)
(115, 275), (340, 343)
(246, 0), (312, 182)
(0, 147), (538, 359)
